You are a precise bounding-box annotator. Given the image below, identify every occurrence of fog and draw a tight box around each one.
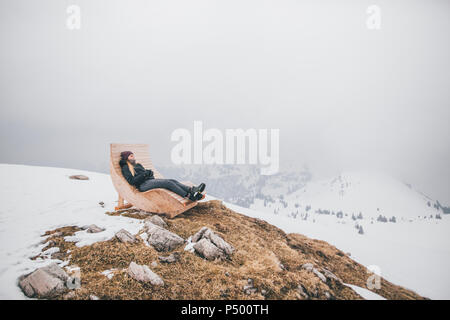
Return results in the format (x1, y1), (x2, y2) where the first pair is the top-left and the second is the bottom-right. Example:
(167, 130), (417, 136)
(0, 0), (449, 204)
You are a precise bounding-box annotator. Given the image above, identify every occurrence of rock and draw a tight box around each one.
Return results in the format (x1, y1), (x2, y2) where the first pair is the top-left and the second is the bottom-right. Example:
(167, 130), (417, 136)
(145, 215), (167, 229)
(69, 175), (89, 180)
(85, 224), (104, 234)
(193, 238), (224, 260)
(127, 262), (164, 286)
(312, 268), (327, 283)
(261, 289), (267, 296)
(322, 268), (341, 283)
(202, 229), (234, 256)
(301, 263), (314, 272)
(301, 263), (326, 282)
(192, 227), (209, 242)
(145, 222), (185, 252)
(224, 272), (230, 277)
(90, 294), (100, 300)
(158, 252), (180, 263)
(191, 227), (234, 258)
(18, 263), (68, 298)
(151, 261), (158, 268)
(98, 201), (105, 207)
(115, 229), (137, 243)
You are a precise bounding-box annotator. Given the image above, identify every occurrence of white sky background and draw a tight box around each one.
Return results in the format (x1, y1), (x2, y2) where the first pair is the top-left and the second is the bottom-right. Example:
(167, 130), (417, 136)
(0, 0), (449, 204)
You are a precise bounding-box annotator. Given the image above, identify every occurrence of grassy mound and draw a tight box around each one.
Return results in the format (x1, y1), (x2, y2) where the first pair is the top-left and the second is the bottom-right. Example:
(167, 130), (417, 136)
(39, 200), (425, 300)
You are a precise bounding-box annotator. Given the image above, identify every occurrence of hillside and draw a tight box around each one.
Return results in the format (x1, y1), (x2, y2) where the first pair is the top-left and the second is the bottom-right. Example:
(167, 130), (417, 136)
(28, 200), (423, 300)
(258, 170), (444, 220)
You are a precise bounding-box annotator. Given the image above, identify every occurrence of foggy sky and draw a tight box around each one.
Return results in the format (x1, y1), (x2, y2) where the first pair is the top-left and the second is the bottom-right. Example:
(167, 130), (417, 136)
(0, 0), (449, 204)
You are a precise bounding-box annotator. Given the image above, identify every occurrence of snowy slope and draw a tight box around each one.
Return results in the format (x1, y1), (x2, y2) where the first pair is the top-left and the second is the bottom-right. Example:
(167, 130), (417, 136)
(251, 170), (443, 220)
(0, 164), (144, 299)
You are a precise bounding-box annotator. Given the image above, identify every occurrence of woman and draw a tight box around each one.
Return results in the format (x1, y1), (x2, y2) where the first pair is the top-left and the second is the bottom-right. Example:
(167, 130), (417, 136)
(119, 151), (205, 201)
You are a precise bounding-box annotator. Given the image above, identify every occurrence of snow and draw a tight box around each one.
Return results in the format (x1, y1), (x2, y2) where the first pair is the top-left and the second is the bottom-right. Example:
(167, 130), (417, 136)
(0, 164), (144, 299)
(276, 170), (439, 219)
(344, 284), (386, 300)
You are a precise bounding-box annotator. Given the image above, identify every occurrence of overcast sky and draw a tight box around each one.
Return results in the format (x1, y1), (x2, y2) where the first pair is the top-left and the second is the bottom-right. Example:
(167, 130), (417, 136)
(0, 0), (449, 204)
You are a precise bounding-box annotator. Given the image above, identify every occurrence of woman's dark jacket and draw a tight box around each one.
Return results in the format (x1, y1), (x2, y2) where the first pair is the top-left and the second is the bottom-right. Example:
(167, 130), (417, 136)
(119, 159), (154, 188)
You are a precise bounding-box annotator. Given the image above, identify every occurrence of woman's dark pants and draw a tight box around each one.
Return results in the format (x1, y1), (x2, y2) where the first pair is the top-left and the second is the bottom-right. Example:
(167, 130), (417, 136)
(138, 178), (191, 197)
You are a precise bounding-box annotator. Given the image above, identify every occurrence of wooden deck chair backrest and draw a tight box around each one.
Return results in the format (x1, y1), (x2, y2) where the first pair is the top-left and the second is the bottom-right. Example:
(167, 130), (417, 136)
(110, 143), (164, 181)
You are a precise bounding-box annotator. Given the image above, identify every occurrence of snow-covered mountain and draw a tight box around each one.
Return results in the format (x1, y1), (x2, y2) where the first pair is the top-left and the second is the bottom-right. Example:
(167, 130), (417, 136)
(252, 170), (445, 221)
(158, 164), (312, 207)
(159, 165), (446, 221)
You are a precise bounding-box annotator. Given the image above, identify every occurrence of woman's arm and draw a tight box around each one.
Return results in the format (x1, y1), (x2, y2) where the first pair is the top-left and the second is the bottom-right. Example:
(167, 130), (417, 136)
(121, 165), (148, 187)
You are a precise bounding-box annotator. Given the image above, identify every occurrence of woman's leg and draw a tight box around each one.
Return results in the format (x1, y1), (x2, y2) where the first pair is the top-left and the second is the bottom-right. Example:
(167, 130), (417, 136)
(166, 179), (192, 194)
(139, 179), (190, 197)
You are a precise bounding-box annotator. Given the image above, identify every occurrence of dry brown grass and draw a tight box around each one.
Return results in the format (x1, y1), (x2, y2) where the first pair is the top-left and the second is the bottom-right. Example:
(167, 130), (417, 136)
(39, 200), (425, 300)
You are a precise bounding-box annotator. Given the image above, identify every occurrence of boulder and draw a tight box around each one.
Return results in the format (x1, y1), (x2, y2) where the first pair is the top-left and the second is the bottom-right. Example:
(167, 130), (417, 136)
(69, 175), (89, 180)
(192, 227), (209, 242)
(145, 215), (167, 229)
(193, 238), (224, 260)
(127, 262), (164, 286)
(115, 229), (137, 243)
(202, 229), (234, 256)
(18, 263), (68, 298)
(84, 224), (104, 234)
(158, 252), (180, 263)
(145, 222), (184, 252)
(191, 227), (234, 258)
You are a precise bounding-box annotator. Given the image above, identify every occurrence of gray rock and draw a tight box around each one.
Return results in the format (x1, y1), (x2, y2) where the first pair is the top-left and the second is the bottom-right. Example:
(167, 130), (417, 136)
(193, 238), (224, 260)
(202, 229), (234, 256)
(150, 261), (158, 268)
(18, 263), (68, 298)
(312, 268), (327, 282)
(192, 227), (209, 242)
(115, 229), (137, 243)
(145, 222), (185, 252)
(301, 263), (327, 282)
(322, 268), (341, 283)
(40, 263), (69, 282)
(301, 263), (314, 271)
(191, 227), (234, 257)
(127, 262), (164, 286)
(145, 215), (168, 229)
(90, 294), (100, 300)
(85, 224), (105, 234)
(158, 252), (180, 263)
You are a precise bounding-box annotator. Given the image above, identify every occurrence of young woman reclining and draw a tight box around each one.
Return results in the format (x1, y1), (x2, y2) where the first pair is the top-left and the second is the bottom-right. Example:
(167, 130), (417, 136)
(119, 151), (205, 201)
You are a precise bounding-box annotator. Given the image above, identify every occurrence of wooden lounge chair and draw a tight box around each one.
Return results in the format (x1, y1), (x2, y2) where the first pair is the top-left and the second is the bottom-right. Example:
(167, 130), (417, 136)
(110, 143), (198, 218)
